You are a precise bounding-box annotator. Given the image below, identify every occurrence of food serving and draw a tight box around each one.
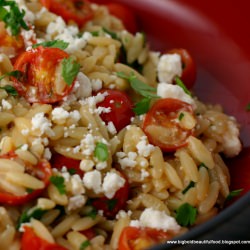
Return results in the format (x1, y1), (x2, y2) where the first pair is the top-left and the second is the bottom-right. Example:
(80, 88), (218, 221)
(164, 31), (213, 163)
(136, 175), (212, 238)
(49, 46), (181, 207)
(0, 0), (243, 250)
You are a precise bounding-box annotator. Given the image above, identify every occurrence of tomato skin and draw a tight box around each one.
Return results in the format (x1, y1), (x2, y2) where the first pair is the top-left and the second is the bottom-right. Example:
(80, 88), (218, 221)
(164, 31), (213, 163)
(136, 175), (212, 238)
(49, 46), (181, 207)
(40, 0), (93, 27)
(13, 46), (74, 103)
(142, 98), (194, 152)
(50, 153), (83, 177)
(0, 157), (52, 206)
(118, 226), (172, 250)
(21, 226), (67, 250)
(91, 173), (129, 218)
(96, 89), (135, 132)
(168, 48), (196, 89)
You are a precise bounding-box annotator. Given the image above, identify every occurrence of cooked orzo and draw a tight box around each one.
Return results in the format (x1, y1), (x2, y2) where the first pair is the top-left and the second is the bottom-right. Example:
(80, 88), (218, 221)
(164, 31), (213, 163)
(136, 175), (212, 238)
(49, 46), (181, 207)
(0, 0), (242, 250)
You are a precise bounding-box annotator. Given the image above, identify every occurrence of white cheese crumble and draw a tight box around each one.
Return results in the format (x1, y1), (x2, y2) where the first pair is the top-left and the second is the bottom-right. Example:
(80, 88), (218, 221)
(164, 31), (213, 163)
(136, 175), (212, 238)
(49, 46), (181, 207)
(68, 194), (86, 211)
(157, 53), (182, 83)
(52, 107), (70, 124)
(116, 151), (137, 169)
(31, 112), (54, 136)
(136, 136), (155, 157)
(157, 83), (196, 108)
(130, 208), (181, 232)
(102, 172), (125, 199)
(107, 121), (117, 135)
(83, 170), (102, 194)
(1, 99), (12, 110)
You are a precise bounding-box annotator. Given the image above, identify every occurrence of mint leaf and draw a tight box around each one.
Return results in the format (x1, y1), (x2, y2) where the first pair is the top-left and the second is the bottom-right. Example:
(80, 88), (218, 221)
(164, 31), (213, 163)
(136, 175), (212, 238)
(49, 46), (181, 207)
(94, 142), (108, 162)
(175, 203), (197, 226)
(62, 57), (80, 86)
(32, 40), (69, 50)
(50, 176), (66, 194)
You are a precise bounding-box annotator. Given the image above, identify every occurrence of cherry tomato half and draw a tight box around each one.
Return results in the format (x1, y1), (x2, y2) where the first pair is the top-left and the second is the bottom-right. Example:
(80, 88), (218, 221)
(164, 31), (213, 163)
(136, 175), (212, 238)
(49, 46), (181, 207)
(142, 98), (195, 152)
(40, 0), (93, 27)
(91, 172), (129, 218)
(13, 46), (75, 103)
(168, 48), (196, 89)
(96, 89), (135, 132)
(50, 153), (83, 177)
(118, 226), (172, 250)
(21, 226), (67, 250)
(0, 154), (52, 206)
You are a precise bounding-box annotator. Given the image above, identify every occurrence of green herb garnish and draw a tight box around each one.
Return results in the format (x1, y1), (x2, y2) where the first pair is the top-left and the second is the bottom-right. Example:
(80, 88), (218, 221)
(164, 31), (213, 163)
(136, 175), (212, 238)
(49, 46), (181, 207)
(50, 176), (66, 194)
(94, 142), (109, 162)
(0, 85), (18, 96)
(175, 203), (197, 227)
(68, 168), (77, 175)
(0, 0), (28, 36)
(107, 199), (117, 211)
(102, 27), (118, 40)
(133, 97), (152, 115)
(62, 57), (80, 86)
(175, 76), (192, 96)
(178, 112), (185, 121)
(0, 70), (23, 81)
(182, 181), (195, 194)
(32, 40), (69, 50)
(86, 207), (98, 219)
(246, 103), (250, 111)
(226, 189), (243, 201)
(198, 162), (208, 170)
(80, 240), (90, 250)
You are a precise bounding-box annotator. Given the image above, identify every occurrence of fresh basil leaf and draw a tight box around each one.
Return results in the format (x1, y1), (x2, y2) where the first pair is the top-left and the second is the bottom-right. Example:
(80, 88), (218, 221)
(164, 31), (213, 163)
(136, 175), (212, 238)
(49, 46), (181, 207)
(0, 1), (29, 36)
(0, 85), (18, 96)
(175, 203), (197, 227)
(80, 240), (90, 250)
(32, 40), (69, 50)
(50, 176), (66, 194)
(175, 76), (192, 96)
(17, 208), (46, 229)
(182, 181), (195, 194)
(133, 97), (152, 115)
(226, 189), (243, 201)
(94, 142), (108, 162)
(62, 57), (80, 86)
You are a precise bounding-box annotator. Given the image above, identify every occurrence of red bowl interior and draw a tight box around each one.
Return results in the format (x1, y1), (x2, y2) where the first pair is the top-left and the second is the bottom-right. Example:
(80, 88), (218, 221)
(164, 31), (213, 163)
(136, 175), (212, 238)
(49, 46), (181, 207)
(99, 0), (250, 199)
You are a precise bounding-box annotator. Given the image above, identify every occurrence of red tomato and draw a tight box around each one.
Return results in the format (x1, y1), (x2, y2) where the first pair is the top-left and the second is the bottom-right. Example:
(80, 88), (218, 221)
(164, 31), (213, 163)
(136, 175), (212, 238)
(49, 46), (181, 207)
(80, 228), (96, 240)
(0, 155), (52, 206)
(40, 0), (93, 27)
(142, 98), (195, 152)
(21, 226), (67, 250)
(168, 48), (196, 89)
(96, 89), (135, 132)
(50, 153), (83, 177)
(118, 226), (172, 250)
(13, 46), (74, 103)
(106, 3), (137, 34)
(91, 172), (129, 218)
(0, 22), (25, 59)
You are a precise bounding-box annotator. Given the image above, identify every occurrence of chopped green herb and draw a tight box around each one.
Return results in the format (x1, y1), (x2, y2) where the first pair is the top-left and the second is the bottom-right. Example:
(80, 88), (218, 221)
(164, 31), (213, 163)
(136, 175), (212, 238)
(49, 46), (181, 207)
(0, 0), (29, 36)
(102, 27), (118, 40)
(80, 240), (90, 250)
(226, 189), (243, 201)
(62, 57), (80, 86)
(32, 40), (69, 50)
(107, 199), (117, 211)
(0, 85), (18, 96)
(94, 142), (109, 162)
(17, 208), (46, 229)
(175, 76), (192, 96)
(26, 188), (34, 194)
(198, 162), (208, 170)
(178, 112), (185, 121)
(50, 176), (66, 195)
(246, 103), (250, 111)
(133, 97), (152, 115)
(175, 203), (197, 227)
(90, 30), (99, 36)
(0, 70), (23, 81)
(68, 168), (77, 175)
(182, 181), (195, 194)
(86, 207), (98, 219)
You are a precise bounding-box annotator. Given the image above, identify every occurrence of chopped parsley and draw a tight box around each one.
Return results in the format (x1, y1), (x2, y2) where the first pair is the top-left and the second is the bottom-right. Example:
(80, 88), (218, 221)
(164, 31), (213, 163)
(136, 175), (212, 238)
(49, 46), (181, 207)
(175, 76), (192, 96)
(62, 57), (81, 86)
(0, 84), (18, 96)
(182, 181), (196, 194)
(32, 39), (69, 50)
(94, 142), (109, 162)
(0, 70), (23, 81)
(107, 199), (117, 211)
(0, 0), (29, 36)
(198, 162), (208, 170)
(50, 176), (66, 195)
(226, 188), (243, 202)
(68, 168), (77, 175)
(86, 207), (98, 219)
(117, 71), (159, 115)
(178, 112), (185, 121)
(102, 27), (118, 40)
(175, 203), (197, 227)
(80, 240), (90, 250)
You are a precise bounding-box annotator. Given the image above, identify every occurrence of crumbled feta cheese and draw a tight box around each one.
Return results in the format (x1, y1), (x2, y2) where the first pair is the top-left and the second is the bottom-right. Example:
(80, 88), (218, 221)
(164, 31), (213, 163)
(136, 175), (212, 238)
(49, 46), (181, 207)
(20, 144), (28, 151)
(107, 121), (117, 135)
(157, 83), (196, 108)
(80, 159), (95, 172)
(140, 169), (149, 180)
(31, 112), (54, 136)
(117, 151), (137, 169)
(21, 129), (29, 136)
(52, 107), (70, 124)
(95, 161), (108, 171)
(136, 136), (155, 157)
(91, 79), (102, 91)
(43, 148), (52, 160)
(71, 175), (85, 195)
(1, 99), (12, 110)
(102, 172), (125, 199)
(157, 53), (182, 83)
(68, 195), (86, 211)
(83, 170), (102, 194)
(130, 208), (181, 232)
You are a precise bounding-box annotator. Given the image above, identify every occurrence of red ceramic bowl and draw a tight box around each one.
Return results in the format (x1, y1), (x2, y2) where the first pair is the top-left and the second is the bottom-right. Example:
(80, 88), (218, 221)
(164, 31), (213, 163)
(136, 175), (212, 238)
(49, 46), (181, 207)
(103, 0), (250, 248)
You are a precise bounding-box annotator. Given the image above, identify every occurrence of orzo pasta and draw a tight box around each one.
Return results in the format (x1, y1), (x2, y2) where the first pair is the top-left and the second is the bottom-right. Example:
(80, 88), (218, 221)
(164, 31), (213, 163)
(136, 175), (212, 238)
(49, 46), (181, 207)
(0, 1), (242, 250)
